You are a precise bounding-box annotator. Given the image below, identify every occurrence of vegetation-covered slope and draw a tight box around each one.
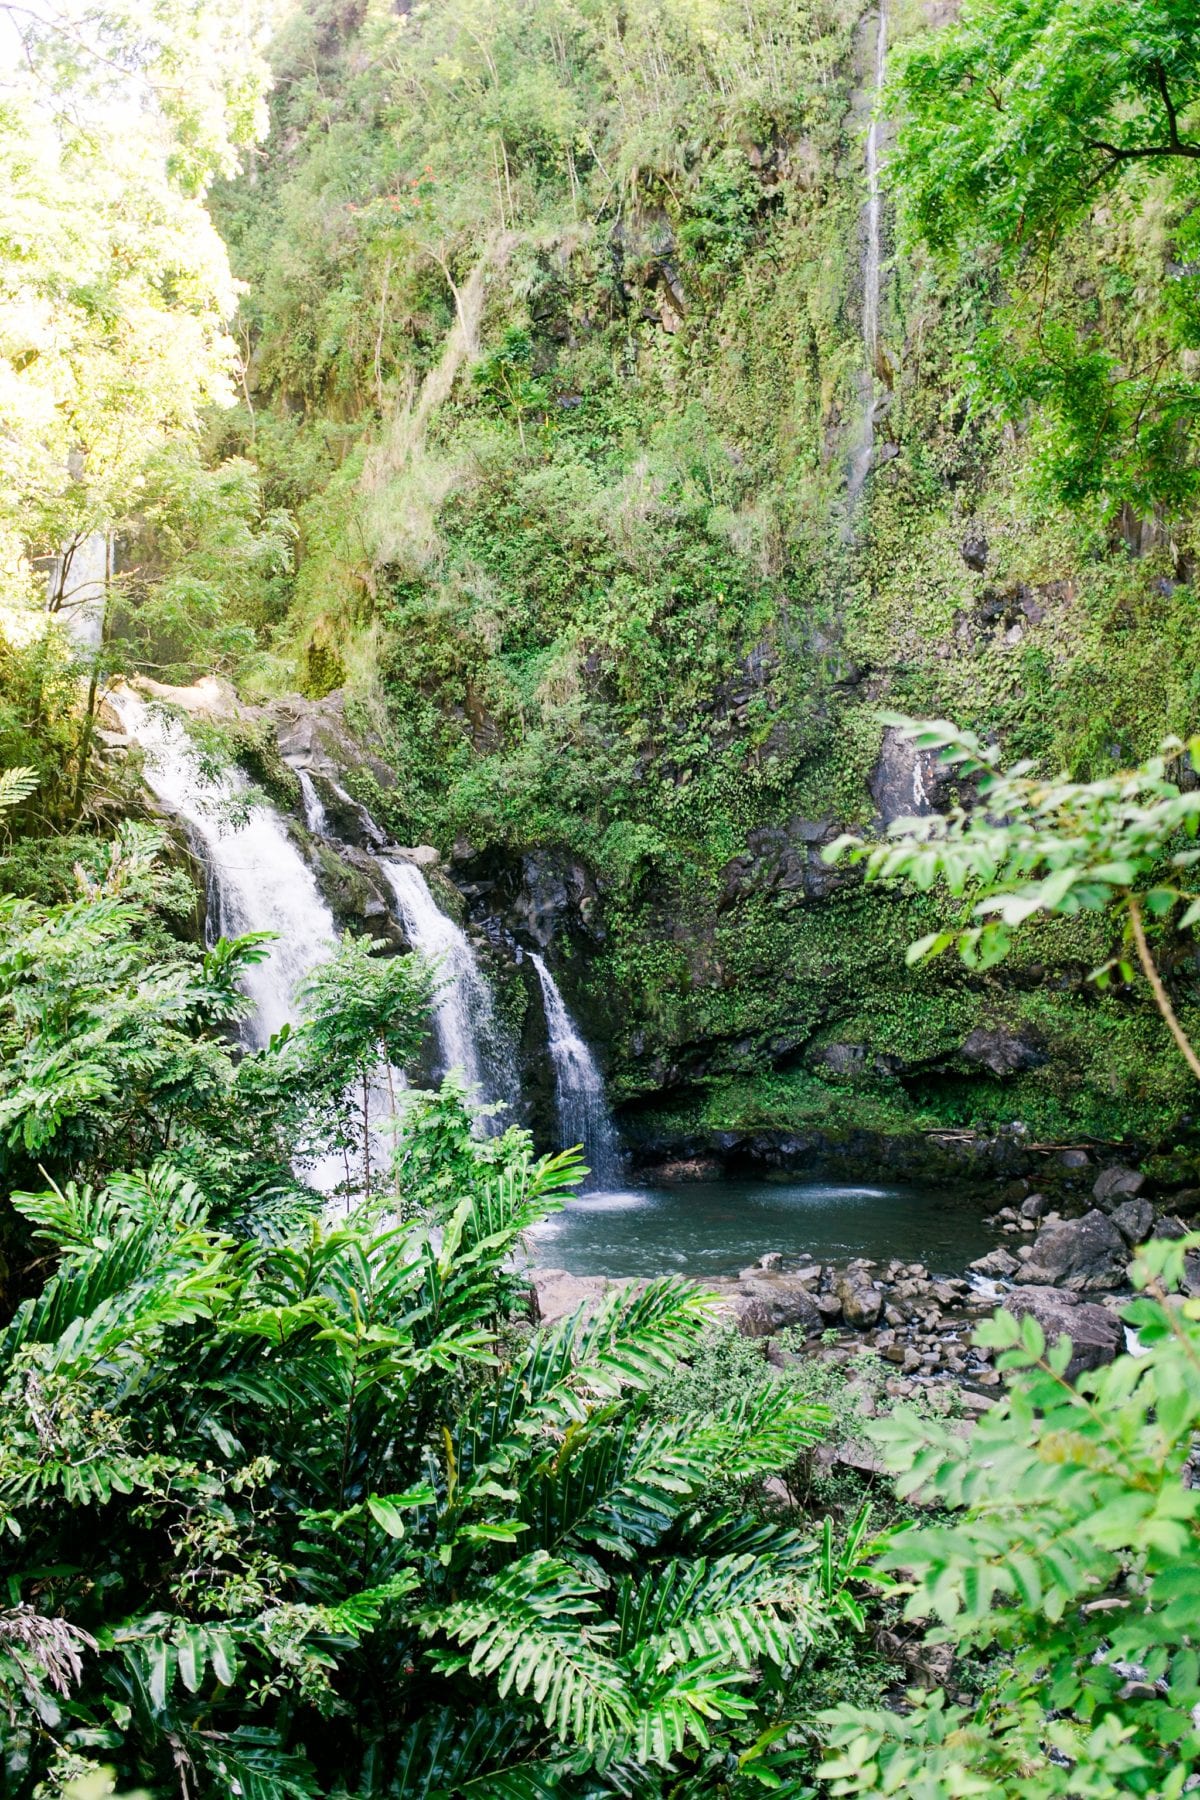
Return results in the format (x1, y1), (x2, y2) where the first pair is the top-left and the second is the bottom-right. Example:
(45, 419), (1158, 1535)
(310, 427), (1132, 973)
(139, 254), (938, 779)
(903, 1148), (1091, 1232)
(199, 0), (1200, 1154)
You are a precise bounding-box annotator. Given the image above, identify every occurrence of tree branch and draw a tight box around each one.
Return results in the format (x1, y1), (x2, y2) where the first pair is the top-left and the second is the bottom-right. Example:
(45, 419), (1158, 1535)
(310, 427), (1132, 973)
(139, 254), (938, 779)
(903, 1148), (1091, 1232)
(1153, 60), (1182, 151)
(1128, 898), (1200, 1082)
(1085, 136), (1200, 166)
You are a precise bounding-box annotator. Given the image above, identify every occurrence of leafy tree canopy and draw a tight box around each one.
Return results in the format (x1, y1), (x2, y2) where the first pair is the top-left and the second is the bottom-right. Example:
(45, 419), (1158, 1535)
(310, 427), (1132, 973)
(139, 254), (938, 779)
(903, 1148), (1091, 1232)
(889, 0), (1200, 512)
(0, 0), (275, 643)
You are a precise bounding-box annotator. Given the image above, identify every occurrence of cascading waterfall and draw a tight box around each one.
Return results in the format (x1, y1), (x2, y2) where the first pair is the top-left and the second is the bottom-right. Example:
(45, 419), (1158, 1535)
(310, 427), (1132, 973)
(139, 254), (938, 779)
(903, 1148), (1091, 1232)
(530, 953), (622, 1188)
(291, 763), (386, 846)
(847, 1), (888, 509)
(380, 858), (513, 1114)
(111, 688), (336, 1045)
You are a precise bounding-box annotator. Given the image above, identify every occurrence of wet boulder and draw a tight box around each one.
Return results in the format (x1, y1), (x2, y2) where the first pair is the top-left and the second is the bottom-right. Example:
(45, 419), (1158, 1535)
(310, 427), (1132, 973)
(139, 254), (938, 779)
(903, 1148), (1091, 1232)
(1003, 1286), (1123, 1380)
(969, 1247), (1020, 1278)
(532, 1268), (625, 1326)
(450, 846), (604, 948)
(1016, 1209), (1127, 1291)
(869, 726), (950, 825)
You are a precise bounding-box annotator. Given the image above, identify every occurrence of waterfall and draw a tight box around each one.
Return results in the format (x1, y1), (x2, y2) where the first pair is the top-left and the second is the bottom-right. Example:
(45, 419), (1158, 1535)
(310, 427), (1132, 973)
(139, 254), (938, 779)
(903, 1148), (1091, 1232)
(111, 688), (336, 1045)
(380, 858), (512, 1113)
(47, 531), (110, 651)
(530, 953), (621, 1188)
(295, 769), (328, 836)
(862, 1), (887, 375)
(847, 1), (888, 509)
(291, 763), (388, 848)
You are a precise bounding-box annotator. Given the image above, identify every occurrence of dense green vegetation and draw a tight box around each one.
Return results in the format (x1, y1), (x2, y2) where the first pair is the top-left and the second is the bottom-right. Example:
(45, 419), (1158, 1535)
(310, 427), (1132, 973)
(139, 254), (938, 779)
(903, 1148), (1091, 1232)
(6, 0), (1200, 1793)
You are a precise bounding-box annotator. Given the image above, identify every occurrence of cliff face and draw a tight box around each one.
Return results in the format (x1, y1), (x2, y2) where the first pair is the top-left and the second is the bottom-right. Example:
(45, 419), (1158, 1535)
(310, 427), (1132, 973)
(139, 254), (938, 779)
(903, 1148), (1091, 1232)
(209, 0), (1200, 1161)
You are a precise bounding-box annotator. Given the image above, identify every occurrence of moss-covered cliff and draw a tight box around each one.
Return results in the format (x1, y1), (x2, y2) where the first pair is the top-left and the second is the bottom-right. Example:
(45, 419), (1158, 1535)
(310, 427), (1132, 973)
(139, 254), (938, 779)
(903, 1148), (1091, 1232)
(207, 0), (1200, 1157)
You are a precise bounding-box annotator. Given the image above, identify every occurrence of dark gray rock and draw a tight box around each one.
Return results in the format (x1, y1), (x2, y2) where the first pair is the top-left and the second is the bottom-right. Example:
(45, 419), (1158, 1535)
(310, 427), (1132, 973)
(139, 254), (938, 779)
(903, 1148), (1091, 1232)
(718, 816), (846, 910)
(1020, 1192), (1051, 1222)
(869, 727), (948, 826)
(970, 1247), (1019, 1278)
(1003, 1286), (1123, 1380)
(960, 1026), (1046, 1077)
(961, 534), (989, 572)
(732, 1274), (824, 1338)
(1093, 1165), (1145, 1207)
(1111, 1197), (1155, 1245)
(511, 852), (603, 947)
(1017, 1209), (1127, 1291)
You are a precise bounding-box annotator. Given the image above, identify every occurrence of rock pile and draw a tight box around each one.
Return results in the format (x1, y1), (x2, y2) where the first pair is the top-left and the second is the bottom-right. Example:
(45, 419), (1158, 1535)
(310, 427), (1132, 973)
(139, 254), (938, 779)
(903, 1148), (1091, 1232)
(530, 1160), (1200, 1397)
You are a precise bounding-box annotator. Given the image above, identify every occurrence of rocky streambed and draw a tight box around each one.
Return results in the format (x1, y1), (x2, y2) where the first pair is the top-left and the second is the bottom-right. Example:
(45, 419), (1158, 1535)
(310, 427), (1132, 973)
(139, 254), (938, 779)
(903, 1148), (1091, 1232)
(531, 1162), (1200, 1397)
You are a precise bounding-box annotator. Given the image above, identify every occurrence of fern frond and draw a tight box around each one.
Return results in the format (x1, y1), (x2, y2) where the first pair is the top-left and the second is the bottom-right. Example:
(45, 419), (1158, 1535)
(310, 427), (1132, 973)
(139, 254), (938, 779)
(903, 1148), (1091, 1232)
(0, 766), (38, 816)
(391, 1706), (562, 1798)
(423, 1552), (632, 1747)
(569, 1278), (717, 1396)
(201, 1733), (319, 1800)
(520, 1411), (717, 1559)
(689, 1382), (828, 1486)
(625, 1659), (756, 1767)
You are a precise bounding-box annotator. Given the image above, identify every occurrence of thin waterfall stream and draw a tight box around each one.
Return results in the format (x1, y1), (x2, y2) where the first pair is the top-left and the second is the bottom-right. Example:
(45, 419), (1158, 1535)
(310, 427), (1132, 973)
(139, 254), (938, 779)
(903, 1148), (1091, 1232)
(530, 953), (622, 1188)
(295, 768), (328, 836)
(846, 0), (888, 509)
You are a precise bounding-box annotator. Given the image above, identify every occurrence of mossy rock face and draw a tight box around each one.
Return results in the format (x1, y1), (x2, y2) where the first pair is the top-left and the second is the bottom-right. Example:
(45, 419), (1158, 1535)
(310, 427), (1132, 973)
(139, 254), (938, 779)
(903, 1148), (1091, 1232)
(228, 721), (303, 813)
(309, 840), (404, 946)
(301, 618), (347, 699)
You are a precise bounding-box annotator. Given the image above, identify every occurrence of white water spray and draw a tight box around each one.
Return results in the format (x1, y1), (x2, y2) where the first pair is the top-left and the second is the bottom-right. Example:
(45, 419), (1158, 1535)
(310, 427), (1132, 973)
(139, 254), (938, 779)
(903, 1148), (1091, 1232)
(328, 777), (388, 847)
(530, 953), (621, 1188)
(111, 688), (336, 1045)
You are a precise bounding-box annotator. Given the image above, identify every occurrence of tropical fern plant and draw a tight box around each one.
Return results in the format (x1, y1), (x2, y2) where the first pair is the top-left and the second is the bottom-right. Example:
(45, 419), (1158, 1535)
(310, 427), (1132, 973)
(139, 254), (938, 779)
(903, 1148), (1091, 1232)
(0, 1122), (868, 1798)
(0, 768), (37, 821)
